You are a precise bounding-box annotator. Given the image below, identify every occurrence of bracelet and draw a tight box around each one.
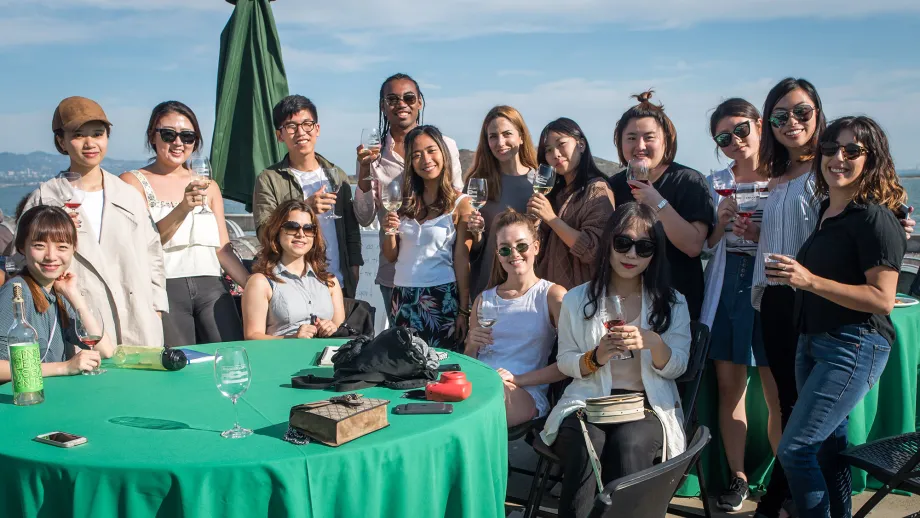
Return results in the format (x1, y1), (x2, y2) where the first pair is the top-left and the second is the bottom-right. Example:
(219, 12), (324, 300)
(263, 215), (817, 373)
(582, 350), (599, 374)
(459, 308), (471, 317)
(590, 347), (605, 367)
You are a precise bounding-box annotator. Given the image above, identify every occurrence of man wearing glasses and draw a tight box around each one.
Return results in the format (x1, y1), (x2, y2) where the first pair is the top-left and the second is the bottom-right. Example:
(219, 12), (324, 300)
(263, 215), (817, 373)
(253, 95), (363, 298)
(353, 73), (463, 321)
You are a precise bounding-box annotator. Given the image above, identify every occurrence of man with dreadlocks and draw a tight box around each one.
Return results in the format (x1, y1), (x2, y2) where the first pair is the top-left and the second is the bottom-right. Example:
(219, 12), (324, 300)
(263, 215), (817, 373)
(353, 73), (464, 322)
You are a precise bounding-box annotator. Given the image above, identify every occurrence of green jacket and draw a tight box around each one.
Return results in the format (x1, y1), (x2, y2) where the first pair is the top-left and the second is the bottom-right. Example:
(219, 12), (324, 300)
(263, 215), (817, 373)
(252, 153), (364, 298)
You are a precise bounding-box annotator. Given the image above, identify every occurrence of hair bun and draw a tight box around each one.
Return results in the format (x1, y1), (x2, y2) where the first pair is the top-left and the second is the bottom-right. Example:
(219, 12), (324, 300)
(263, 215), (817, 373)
(634, 90), (655, 103)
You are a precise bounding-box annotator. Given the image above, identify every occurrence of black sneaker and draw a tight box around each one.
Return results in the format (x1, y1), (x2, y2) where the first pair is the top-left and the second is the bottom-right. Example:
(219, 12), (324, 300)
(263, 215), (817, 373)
(716, 476), (750, 512)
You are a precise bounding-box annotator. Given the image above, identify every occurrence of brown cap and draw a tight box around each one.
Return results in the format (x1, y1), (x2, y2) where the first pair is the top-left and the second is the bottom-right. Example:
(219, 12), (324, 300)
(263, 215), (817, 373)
(52, 96), (112, 132)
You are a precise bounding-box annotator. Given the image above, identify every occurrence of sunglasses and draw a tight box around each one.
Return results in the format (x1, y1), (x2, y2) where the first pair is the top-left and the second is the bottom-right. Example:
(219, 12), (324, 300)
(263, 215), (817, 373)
(613, 236), (656, 258)
(384, 93), (418, 107)
(281, 120), (317, 134)
(497, 242), (531, 257)
(714, 121), (752, 148)
(156, 128), (197, 145)
(281, 221), (316, 236)
(819, 142), (869, 160)
(769, 104), (815, 128)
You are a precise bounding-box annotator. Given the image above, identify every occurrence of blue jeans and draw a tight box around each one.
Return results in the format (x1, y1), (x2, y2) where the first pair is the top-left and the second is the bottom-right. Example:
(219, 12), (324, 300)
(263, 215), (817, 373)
(777, 324), (891, 518)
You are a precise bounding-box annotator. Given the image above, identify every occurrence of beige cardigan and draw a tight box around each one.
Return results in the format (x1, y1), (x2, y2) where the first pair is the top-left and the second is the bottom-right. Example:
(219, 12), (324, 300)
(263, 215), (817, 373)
(24, 171), (168, 347)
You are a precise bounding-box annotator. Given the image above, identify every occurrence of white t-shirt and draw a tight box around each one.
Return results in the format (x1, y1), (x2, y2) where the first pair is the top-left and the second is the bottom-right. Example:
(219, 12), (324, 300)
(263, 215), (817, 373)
(82, 190), (105, 242)
(290, 167), (342, 283)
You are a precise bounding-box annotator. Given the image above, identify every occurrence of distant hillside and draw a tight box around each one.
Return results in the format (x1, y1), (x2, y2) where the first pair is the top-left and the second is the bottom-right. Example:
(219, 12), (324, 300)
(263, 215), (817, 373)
(0, 151), (147, 178)
(458, 149), (624, 177)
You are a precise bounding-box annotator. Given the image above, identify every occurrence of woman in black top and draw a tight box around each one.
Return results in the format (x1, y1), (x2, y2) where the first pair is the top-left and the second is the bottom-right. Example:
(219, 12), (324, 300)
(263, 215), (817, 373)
(609, 91), (715, 320)
(767, 116), (906, 518)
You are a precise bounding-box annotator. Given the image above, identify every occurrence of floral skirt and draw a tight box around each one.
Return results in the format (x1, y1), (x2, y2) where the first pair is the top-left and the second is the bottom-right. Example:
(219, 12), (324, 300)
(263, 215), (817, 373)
(391, 282), (461, 351)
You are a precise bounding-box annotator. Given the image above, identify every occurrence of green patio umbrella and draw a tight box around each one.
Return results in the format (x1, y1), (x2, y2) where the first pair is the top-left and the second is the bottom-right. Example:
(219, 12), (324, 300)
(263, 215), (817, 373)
(211, 0), (289, 211)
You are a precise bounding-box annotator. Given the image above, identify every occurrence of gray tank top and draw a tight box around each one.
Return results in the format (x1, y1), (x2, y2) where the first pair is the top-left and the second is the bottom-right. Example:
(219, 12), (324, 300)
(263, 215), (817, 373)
(266, 263), (335, 336)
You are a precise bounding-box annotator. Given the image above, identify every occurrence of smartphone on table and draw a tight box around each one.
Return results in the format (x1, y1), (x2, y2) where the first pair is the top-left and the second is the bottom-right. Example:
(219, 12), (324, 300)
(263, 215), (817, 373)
(34, 431), (87, 448)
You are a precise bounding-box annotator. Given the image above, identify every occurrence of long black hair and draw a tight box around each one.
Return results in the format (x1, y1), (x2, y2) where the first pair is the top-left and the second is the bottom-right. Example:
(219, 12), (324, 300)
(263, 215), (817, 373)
(759, 78), (825, 178)
(536, 117), (604, 206)
(378, 73), (425, 152)
(583, 202), (675, 334)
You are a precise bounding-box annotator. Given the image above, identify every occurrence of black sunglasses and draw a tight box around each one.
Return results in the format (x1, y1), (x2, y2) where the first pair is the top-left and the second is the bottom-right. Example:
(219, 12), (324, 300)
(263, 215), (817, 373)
(769, 104), (815, 128)
(714, 121), (752, 148)
(281, 221), (317, 235)
(613, 236), (656, 258)
(497, 242), (531, 257)
(384, 93), (418, 107)
(819, 142), (869, 160)
(156, 128), (197, 145)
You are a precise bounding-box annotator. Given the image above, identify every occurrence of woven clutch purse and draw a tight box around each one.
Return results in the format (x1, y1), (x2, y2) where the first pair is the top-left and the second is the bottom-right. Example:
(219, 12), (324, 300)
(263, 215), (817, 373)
(289, 393), (390, 446)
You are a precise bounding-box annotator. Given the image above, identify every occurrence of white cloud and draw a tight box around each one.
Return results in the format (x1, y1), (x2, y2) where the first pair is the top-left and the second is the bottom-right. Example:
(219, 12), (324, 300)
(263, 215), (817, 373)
(282, 46), (392, 73)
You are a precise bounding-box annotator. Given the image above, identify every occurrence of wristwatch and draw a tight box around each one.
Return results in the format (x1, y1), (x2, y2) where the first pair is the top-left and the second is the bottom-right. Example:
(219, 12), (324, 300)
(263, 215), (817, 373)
(656, 198), (669, 212)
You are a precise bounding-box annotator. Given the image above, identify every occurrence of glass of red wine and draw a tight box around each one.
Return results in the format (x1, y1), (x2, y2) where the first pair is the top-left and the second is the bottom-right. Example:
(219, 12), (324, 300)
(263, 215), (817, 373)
(77, 307), (106, 375)
(627, 160), (650, 190)
(711, 168), (736, 199)
(734, 183), (759, 245)
(600, 294), (633, 361)
(59, 171), (85, 225)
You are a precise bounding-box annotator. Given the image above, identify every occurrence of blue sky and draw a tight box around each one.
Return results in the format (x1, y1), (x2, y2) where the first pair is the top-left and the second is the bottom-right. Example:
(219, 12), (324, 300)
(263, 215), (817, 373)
(1, 0), (919, 177)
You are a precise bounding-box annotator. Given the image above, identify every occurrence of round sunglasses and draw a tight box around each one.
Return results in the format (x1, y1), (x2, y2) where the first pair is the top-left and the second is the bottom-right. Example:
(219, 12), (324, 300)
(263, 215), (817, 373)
(819, 142), (869, 160)
(156, 128), (197, 145)
(713, 121), (752, 148)
(768, 104), (815, 129)
(497, 242), (531, 257)
(613, 236), (656, 258)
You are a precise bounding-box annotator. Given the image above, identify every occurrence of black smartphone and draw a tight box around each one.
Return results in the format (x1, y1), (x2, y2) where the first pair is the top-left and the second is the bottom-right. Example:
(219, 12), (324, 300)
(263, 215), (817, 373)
(437, 363), (462, 372)
(896, 203), (913, 220)
(400, 389), (428, 400)
(392, 403), (453, 415)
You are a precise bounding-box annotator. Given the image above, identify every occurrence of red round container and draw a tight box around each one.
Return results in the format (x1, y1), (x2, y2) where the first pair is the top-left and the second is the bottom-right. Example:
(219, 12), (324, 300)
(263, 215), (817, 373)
(425, 371), (472, 402)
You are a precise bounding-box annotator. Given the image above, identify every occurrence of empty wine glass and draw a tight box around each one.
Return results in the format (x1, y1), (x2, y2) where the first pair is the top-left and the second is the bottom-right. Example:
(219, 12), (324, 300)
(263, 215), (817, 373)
(466, 178), (488, 236)
(77, 307), (106, 376)
(323, 168), (342, 220)
(187, 156), (213, 214)
(626, 160), (650, 190)
(381, 180), (403, 236)
(214, 346), (253, 439)
(711, 168), (736, 199)
(734, 183), (759, 245)
(599, 295), (633, 361)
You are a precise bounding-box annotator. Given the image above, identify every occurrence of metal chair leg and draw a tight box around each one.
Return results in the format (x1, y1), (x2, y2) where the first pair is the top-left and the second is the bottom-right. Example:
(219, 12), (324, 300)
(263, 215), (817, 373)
(854, 484), (892, 518)
(523, 455), (549, 518)
(695, 457), (712, 518)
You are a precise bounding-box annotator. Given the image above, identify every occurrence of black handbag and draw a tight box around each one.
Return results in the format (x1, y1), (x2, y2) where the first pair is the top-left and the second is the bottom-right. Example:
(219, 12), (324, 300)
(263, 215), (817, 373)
(329, 298), (376, 338)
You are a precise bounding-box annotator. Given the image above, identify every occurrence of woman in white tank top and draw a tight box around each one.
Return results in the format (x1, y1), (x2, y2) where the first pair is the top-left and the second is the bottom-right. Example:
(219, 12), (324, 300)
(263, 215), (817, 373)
(464, 208), (567, 426)
(382, 126), (477, 351)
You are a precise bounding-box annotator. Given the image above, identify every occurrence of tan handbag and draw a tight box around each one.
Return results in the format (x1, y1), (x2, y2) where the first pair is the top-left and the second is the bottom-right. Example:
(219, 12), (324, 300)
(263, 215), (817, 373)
(577, 392), (647, 492)
(288, 393), (390, 447)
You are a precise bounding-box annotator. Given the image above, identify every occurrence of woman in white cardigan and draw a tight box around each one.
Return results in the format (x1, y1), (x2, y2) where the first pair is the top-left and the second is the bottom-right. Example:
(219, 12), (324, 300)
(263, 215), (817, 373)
(540, 202), (691, 518)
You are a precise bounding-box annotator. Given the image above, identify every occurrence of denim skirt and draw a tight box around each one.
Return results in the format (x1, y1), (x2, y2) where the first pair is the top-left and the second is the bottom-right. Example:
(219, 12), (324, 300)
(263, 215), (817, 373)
(710, 253), (768, 366)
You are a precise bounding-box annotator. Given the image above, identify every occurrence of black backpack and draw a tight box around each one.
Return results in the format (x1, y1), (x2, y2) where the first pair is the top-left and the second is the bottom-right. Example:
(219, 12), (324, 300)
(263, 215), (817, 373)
(292, 326), (440, 391)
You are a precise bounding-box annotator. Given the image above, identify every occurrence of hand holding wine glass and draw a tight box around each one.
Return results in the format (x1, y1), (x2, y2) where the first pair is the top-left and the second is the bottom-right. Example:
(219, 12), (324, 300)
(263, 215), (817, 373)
(381, 180), (403, 236)
(322, 168), (342, 220)
(733, 183), (759, 244)
(597, 295), (633, 362)
(187, 156), (213, 214)
(214, 346), (253, 439)
(626, 159), (650, 190)
(59, 171), (85, 227)
(475, 299), (499, 359)
(466, 178), (487, 236)
(76, 306), (106, 375)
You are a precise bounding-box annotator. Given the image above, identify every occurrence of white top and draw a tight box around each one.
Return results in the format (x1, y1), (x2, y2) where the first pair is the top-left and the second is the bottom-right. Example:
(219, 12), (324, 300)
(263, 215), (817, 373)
(393, 195), (467, 288)
(479, 279), (557, 417)
(129, 170), (221, 279)
(290, 167), (342, 284)
(608, 314), (644, 391)
(541, 283), (692, 462)
(82, 189), (105, 243)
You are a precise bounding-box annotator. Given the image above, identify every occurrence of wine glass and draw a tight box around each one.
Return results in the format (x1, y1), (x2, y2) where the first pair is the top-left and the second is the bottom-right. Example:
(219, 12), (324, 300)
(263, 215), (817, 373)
(77, 307), (106, 375)
(711, 168), (736, 199)
(734, 183), (759, 245)
(187, 156), (213, 214)
(323, 168), (342, 220)
(381, 180), (403, 236)
(59, 171), (85, 225)
(531, 164), (556, 196)
(361, 127), (381, 150)
(477, 298), (499, 359)
(626, 159), (650, 190)
(599, 295), (633, 361)
(214, 346), (253, 439)
(466, 178), (488, 236)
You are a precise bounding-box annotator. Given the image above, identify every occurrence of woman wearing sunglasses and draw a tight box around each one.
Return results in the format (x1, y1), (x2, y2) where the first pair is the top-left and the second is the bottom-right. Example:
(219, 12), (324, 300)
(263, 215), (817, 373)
(540, 202), (691, 518)
(464, 208), (567, 426)
(464, 106), (539, 301)
(242, 200), (344, 340)
(769, 116), (906, 518)
(701, 98), (782, 512)
(530, 118), (615, 290)
(609, 91), (715, 321)
(382, 125), (476, 351)
(121, 101), (249, 346)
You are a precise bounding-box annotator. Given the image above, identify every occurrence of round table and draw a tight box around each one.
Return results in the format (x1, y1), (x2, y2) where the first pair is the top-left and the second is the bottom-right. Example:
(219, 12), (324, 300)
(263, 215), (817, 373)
(0, 339), (508, 518)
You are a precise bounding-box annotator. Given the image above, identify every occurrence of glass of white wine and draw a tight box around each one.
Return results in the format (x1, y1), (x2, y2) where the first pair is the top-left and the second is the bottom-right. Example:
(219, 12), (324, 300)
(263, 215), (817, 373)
(214, 346), (253, 439)
(187, 156), (213, 214)
(477, 298), (498, 359)
(322, 168), (342, 220)
(466, 178), (487, 236)
(381, 179), (403, 236)
(532, 164), (556, 195)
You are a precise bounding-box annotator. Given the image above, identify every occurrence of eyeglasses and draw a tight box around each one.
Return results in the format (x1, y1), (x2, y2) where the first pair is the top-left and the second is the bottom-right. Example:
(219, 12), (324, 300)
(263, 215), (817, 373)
(613, 236), (656, 258)
(384, 93), (418, 107)
(713, 121), (752, 148)
(281, 221), (316, 236)
(156, 128), (197, 145)
(769, 104), (815, 128)
(819, 142), (869, 160)
(497, 242), (531, 257)
(281, 120), (317, 134)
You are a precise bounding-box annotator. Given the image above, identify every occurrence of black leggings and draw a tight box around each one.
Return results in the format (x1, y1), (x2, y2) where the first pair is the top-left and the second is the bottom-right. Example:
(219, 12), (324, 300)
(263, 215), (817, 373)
(554, 403), (663, 518)
(162, 276), (243, 347)
(758, 285), (799, 512)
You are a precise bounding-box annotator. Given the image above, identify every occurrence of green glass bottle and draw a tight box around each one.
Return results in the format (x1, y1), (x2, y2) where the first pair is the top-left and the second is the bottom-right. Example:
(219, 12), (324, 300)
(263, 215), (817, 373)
(8, 283), (44, 405)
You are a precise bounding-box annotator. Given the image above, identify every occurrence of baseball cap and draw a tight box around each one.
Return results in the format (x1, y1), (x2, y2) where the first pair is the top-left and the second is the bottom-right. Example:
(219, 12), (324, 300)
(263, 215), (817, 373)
(52, 96), (112, 132)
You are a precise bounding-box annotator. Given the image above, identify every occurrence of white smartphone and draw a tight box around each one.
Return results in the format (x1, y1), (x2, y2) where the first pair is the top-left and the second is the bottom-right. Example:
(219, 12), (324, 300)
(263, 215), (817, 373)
(34, 431), (87, 448)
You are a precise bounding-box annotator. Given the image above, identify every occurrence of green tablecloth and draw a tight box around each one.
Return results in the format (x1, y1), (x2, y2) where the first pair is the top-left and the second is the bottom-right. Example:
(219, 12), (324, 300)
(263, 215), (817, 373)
(677, 302), (920, 498)
(0, 339), (508, 518)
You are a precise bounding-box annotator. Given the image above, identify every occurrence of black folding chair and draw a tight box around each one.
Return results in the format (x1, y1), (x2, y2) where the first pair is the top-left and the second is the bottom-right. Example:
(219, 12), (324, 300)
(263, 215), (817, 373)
(588, 426), (712, 518)
(839, 432), (920, 518)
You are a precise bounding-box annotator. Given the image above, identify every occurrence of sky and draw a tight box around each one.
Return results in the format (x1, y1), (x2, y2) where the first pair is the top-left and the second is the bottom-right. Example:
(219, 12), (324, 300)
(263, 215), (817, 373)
(1, 0), (919, 177)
